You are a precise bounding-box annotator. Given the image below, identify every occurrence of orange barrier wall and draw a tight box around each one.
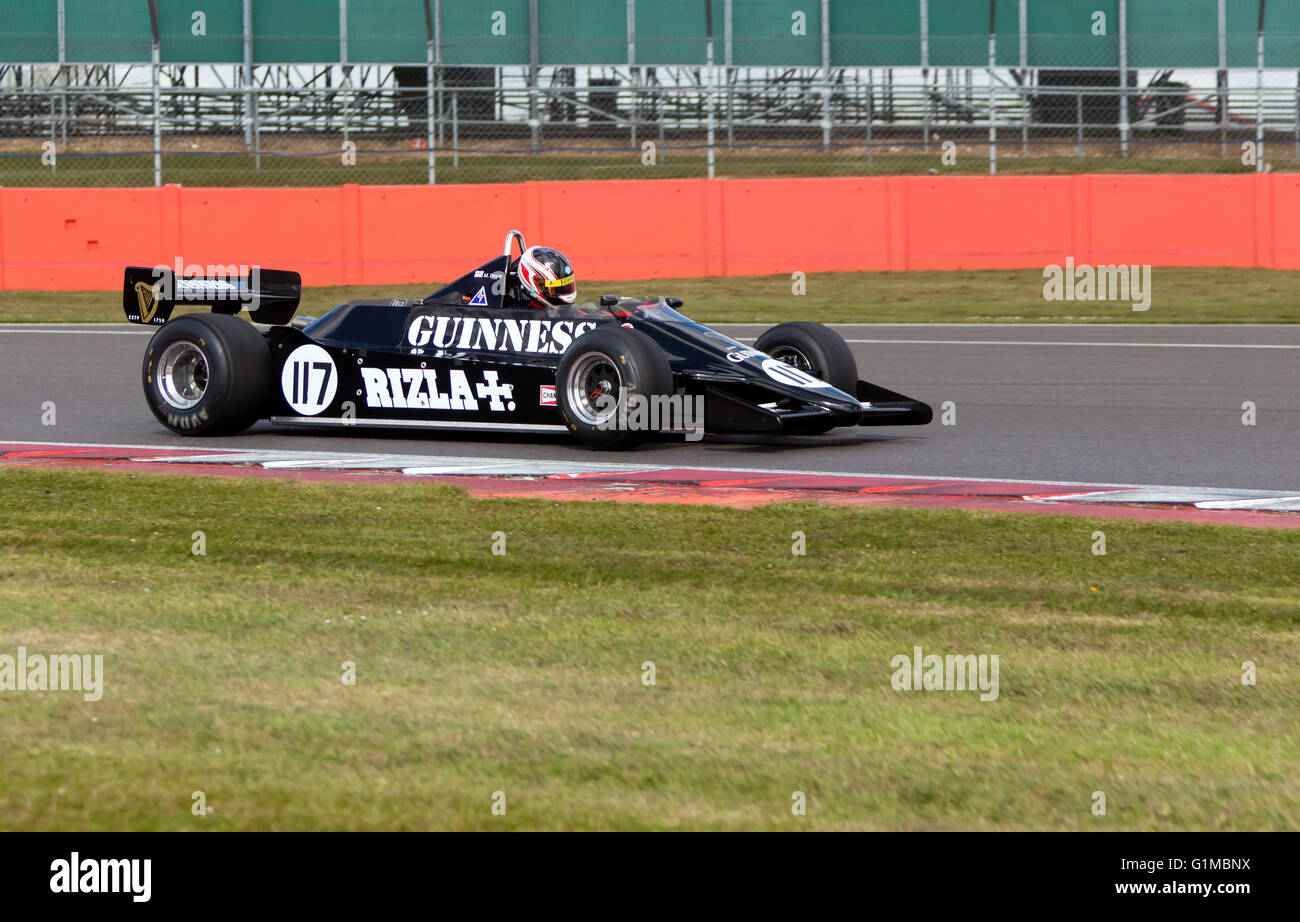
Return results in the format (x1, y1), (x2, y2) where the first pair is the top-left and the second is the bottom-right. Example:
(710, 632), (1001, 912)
(3, 174), (1299, 292)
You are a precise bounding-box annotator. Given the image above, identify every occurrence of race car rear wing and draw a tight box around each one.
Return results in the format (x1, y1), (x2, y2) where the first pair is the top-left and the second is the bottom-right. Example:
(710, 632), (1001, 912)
(121, 265), (302, 326)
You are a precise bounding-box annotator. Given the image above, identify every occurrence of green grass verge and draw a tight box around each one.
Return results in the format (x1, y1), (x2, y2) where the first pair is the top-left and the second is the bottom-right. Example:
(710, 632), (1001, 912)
(1, 467), (1296, 830)
(0, 150), (1272, 188)
(6, 267), (1300, 325)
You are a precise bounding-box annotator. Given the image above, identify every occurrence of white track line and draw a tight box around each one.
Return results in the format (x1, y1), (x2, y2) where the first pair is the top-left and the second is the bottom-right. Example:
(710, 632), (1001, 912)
(2, 322), (1293, 328)
(720, 323), (1300, 328)
(4, 325), (1296, 348)
(728, 336), (1300, 349)
(5, 330), (1293, 348)
(0, 328), (151, 335)
(0, 438), (1284, 495)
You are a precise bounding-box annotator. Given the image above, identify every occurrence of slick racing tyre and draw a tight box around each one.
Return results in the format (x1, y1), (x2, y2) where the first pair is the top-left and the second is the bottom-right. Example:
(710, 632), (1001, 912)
(754, 321), (858, 434)
(142, 313), (272, 435)
(556, 326), (673, 449)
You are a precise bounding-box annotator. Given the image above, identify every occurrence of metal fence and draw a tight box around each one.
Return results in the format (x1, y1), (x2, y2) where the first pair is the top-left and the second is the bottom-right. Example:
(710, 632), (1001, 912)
(3, 0), (1299, 185)
(3, 64), (1298, 186)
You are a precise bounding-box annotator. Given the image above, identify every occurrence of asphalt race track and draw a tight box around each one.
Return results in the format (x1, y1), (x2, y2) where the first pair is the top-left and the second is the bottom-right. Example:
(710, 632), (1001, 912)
(2, 323), (1297, 492)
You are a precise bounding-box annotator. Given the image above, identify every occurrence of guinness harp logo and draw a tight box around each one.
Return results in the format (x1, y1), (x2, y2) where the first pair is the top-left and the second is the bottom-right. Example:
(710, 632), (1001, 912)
(134, 280), (162, 323)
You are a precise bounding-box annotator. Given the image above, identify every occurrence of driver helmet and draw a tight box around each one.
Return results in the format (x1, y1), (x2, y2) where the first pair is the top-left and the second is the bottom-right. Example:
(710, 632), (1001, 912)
(517, 246), (577, 306)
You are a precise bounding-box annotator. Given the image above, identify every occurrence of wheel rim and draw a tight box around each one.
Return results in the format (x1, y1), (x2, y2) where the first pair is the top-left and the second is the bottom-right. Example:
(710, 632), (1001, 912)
(157, 341), (209, 410)
(566, 351), (622, 426)
(768, 344), (819, 377)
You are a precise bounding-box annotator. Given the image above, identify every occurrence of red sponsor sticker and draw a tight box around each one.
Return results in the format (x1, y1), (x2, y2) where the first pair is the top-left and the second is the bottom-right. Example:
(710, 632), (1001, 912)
(539, 384), (557, 406)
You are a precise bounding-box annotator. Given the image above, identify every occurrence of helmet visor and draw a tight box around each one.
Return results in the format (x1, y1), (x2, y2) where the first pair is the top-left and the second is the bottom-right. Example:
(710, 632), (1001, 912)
(543, 273), (574, 301)
(542, 271), (576, 303)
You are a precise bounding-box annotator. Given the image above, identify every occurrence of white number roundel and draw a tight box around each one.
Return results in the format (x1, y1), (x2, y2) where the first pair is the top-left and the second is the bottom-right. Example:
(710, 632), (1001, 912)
(281, 344), (338, 416)
(761, 357), (835, 390)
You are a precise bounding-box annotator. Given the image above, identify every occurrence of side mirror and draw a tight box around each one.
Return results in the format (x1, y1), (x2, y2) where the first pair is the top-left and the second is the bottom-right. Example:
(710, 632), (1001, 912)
(666, 297), (683, 308)
(599, 294), (619, 307)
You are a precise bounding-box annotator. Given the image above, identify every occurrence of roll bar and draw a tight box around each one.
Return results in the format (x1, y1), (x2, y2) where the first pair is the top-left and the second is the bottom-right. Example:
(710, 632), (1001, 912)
(502, 229), (527, 260)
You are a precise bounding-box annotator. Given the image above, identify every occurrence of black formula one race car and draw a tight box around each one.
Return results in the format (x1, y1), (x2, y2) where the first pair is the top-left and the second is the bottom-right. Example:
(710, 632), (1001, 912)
(123, 231), (931, 449)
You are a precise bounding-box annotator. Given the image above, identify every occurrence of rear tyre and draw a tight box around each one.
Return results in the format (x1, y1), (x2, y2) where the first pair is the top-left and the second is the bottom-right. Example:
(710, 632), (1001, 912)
(754, 321), (859, 434)
(556, 326), (673, 449)
(142, 313), (272, 435)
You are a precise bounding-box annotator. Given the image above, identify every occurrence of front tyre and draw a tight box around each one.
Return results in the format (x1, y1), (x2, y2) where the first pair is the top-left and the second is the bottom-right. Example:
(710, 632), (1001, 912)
(754, 321), (858, 434)
(754, 321), (857, 392)
(142, 313), (272, 435)
(556, 326), (673, 449)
